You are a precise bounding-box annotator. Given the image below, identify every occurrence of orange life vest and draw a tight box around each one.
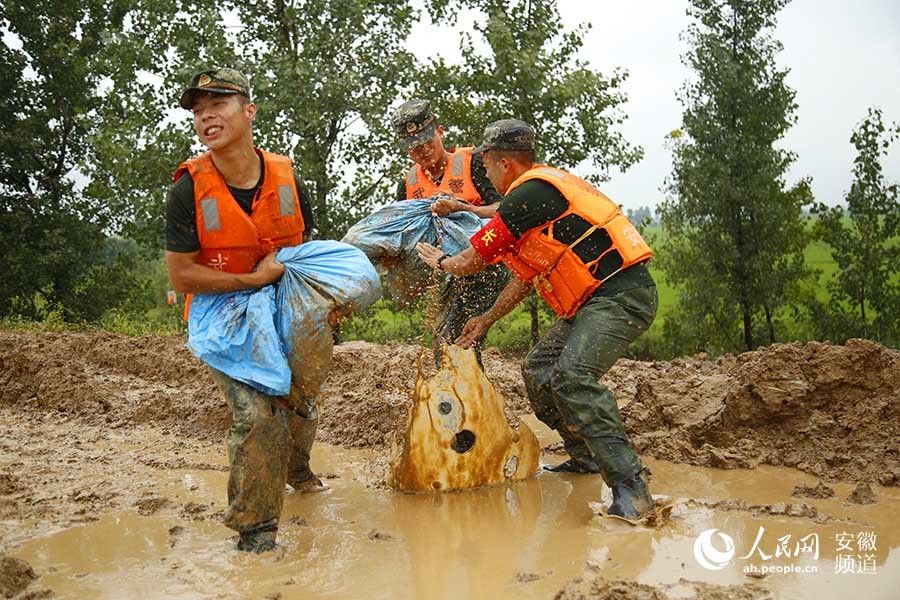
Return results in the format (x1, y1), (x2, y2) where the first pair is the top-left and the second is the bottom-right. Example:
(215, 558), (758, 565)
(499, 166), (652, 319)
(404, 147), (482, 205)
(173, 149), (305, 319)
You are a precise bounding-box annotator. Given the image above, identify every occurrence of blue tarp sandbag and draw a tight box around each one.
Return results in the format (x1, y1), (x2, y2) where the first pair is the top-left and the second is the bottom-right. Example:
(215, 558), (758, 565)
(187, 240), (381, 397)
(341, 199), (484, 305)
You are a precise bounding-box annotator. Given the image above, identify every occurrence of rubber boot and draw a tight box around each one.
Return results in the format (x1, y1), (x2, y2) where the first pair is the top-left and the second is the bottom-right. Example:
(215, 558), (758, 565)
(545, 430), (602, 473)
(607, 470), (655, 521)
(237, 519), (278, 553)
(584, 436), (642, 485)
(288, 473), (328, 494)
(544, 456), (603, 473)
(584, 436), (652, 520)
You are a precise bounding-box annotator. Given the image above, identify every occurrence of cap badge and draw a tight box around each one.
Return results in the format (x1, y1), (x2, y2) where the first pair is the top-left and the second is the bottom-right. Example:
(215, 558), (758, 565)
(198, 74), (211, 87)
(406, 121), (417, 133)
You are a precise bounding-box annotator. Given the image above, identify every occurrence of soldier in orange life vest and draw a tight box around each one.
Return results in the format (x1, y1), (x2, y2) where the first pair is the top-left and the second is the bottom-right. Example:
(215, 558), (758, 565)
(165, 67), (324, 553)
(391, 99), (509, 365)
(416, 119), (659, 521)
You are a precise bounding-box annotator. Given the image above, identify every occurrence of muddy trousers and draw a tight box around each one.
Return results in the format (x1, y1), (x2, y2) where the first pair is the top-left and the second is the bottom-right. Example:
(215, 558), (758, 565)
(522, 285), (658, 487)
(209, 369), (318, 533)
(434, 263), (510, 367)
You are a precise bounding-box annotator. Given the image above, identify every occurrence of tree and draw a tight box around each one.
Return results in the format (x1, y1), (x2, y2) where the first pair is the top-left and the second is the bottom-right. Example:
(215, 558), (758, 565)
(0, 0), (132, 317)
(626, 206), (655, 229)
(85, 0), (239, 248)
(422, 0), (641, 181)
(658, 0), (813, 353)
(813, 108), (899, 346)
(420, 0), (643, 344)
(1, 1), (230, 319)
(228, 0), (417, 239)
(85, 0), (417, 244)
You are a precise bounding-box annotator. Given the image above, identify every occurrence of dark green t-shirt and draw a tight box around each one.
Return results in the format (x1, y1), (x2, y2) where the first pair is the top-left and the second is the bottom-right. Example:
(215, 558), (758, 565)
(165, 155), (316, 253)
(496, 180), (654, 296)
(394, 150), (502, 205)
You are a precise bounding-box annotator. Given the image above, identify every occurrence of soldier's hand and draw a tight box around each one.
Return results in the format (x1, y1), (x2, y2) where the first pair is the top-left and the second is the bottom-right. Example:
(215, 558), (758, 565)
(455, 314), (492, 348)
(253, 252), (285, 286)
(416, 242), (443, 269)
(430, 197), (463, 216)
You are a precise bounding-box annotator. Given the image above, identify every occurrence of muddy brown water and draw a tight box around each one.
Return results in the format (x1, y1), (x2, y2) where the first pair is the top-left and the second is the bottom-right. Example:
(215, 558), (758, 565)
(8, 418), (898, 600)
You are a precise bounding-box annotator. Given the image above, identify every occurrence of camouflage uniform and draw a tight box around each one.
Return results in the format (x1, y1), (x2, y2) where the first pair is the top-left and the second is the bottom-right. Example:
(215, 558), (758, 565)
(209, 369), (319, 534)
(178, 67), (321, 536)
(522, 284), (658, 486)
(392, 98), (508, 367)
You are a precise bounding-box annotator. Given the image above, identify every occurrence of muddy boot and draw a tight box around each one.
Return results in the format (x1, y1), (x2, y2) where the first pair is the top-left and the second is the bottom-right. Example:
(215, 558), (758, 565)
(585, 435), (650, 519)
(237, 519), (278, 553)
(287, 473), (328, 494)
(544, 456), (602, 473)
(545, 430), (602, 473)
(608, 470), (654, 521)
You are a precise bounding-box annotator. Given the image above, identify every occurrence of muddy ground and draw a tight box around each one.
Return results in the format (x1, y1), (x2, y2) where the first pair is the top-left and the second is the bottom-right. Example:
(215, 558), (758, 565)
(3, 331), (897, 483)
(1, 330), (898, 598)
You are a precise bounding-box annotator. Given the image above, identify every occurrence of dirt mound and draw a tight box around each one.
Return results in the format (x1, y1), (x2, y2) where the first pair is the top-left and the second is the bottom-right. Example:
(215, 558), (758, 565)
(847, 481), (878, 504)
(791, 481), (835, 499)
(0, 555), (53, 599)
(621, 339), (900, 485)
(0, 331), (226, 439)
(0, 331), (530, 448)
(2, 330), (898, 485)
(555, 574), (770, 600)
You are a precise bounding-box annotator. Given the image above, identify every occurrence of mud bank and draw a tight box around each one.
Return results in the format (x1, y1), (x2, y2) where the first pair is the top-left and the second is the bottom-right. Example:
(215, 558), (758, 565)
(554, 574), (770, 600)
(1, 331), (897, 484)
(0, 554), (53, 599)
(618, 339), (900, 485)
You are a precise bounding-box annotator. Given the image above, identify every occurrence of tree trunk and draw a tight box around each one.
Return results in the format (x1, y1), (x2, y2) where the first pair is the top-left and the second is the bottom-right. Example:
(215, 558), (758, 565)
(860, 280), (868, 338)
(740, 291), (754, 351)
(764, 304), (775, 344)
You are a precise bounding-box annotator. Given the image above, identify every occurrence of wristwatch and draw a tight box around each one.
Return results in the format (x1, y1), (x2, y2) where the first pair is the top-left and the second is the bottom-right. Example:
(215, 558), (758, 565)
(437, 253), (450, 271)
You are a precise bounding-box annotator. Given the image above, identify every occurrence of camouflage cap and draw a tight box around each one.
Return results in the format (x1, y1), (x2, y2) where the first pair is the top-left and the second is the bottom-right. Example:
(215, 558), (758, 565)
(391, 99), (439, 151)
(472, 119), (535, 154)
(179, 67), (251, 110)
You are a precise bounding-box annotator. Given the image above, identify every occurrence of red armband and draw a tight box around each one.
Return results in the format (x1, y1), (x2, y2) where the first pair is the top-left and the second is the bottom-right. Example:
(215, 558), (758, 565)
(470, 213), (516, 264)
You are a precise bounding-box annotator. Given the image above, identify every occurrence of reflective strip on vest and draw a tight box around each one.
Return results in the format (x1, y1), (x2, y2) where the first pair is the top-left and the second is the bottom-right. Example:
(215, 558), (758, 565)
(200, 198), (221, 232)
(278, 185), (296, 216)
(451, 154), (464, 177)
(407, 166), (418, 186)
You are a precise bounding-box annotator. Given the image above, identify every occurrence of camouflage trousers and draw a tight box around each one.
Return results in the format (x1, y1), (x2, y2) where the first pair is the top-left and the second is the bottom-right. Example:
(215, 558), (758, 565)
(434, 263), (510, 367)
(522, 285), (658, 486)
(209, 369), (318, 533)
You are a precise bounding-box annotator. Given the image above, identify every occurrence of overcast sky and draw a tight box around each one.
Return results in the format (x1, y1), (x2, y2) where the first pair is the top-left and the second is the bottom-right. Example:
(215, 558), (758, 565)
(407, 0), (900, 212)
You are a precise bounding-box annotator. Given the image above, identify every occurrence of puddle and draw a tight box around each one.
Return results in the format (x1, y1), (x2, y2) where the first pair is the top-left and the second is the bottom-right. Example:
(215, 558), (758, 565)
(11, 417), (899, 600)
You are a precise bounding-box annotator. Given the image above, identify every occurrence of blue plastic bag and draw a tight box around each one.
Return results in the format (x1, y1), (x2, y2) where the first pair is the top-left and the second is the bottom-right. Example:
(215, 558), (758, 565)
(341, 199), (485, 305)
(187, 286), (287, 396)
(187, 241), (381, 396)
